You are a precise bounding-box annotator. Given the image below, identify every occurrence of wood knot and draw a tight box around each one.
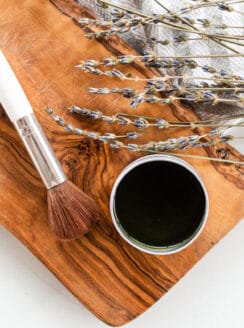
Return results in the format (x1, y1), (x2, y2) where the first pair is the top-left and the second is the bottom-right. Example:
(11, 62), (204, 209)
(63, 153), (81, 172)
(216, 147), (230, 164)
(77, 139), (93, 159)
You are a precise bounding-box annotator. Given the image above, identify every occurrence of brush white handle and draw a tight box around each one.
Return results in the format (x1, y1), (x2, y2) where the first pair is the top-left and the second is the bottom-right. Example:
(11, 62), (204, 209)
(0, 50), (33, 122)
(0, 50), (66, 189)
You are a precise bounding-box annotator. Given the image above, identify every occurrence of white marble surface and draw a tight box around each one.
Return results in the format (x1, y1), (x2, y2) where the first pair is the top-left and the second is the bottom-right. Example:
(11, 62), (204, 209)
(0, 220), (243, 328)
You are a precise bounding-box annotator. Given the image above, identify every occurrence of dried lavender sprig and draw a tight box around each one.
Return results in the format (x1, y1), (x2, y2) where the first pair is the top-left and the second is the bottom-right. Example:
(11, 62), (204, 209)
(47, 107), (244, 165)
(47, 108), (243, 147)
(77, 57), (198, 71)
(88, 85), (244, 95)
(45, 108), (141, 141)
(115, 113), (244, 128)
(88, 87), (244, 107)
(82, 52), (244, 60)
(70, 105), (170, 129)
(136, 134), (230, 152)
(125, 52), (244, 60)
(76, 64), (244, 93)
(87, 85), (244, 105)
(112, 138), (244, 165)
(47, 107), (232, 149)
(69, 105), (244, 130)
(77, 58), (244, 83)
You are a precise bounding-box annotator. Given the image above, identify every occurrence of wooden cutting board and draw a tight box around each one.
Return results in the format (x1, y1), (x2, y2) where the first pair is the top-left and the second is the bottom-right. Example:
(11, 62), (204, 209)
(0, 0), (243, 326)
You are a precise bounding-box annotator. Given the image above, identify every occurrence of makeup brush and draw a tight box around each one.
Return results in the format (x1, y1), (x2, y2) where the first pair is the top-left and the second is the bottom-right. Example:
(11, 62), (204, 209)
(0, 50), (100, 240)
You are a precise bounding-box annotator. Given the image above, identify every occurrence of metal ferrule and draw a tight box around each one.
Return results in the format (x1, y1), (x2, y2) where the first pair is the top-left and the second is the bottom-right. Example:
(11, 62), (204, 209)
(14, 114), (66, 189)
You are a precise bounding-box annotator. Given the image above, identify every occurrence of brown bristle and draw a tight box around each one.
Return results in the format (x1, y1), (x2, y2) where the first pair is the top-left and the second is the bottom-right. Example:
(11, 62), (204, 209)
(47, 180), (100, 240)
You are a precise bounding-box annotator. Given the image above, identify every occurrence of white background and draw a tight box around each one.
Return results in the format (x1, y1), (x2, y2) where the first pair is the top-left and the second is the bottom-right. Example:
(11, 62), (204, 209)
(0, 220), (243, 328)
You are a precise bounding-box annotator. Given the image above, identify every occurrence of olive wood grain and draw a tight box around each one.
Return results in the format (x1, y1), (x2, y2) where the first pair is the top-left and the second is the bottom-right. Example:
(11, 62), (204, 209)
(0, 0), (243, 326)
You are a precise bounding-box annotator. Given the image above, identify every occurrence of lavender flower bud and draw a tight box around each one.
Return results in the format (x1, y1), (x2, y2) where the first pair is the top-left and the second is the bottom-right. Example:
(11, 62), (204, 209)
(203, 91), (215, 99)
(112, 69), (125, 78)
(123, 88), (135, 98)
(110, 26), (121, 34)
(86, 60), (100, 67)
(70, 105), (81, 114)
(90, 111), (103, 119)
(102, 116), (116, 123)
(78, 107), (92, 117)
(158, 39), (170, 46)
(127, 143), (140, 151)
(111, 88), (123, 94)
(209, 129), (220, 137)
(220, 135), (232, 142)
(130, 94), (144, 108)
(156, 118), (170, 129)
(202, 65), (216, 73)
(182, 16), (195, 24)
(197, 18), (211, 27)
(46, 107), (53, 115)
(79, 18), (91, 25)
(57, 118), (65, 127)
(134, 117), (148, 129)
(110, 141), (124, 149)
(104, 133), (116, 139)
(88, 87), (99, 94)
(188, 135), (199, 141)
(145, 142), (158, 151)
(104, 70), (113, 77)
(169, 138), (178, 144)
(145, 95), (158, 104)
(87, 132), (99, 139)
(52, 114), (61, 122)
(86, 67), (101, 75)
(97, 88), (110, 94)
(117, 116), (131, 125)
(185, 59), (198, 69)
(64, 124), (74, 131)
(103, 57), (118, 66)
(73, 128), (84, 135)
(203, 141), (215, 147)
(218, 3), (233, 11)
(220, 69), (227, 76)
(174, 34), (188, 42)
(98, 136), (109, 143)
(111, 9), (125, 18)
(156, 142), (167, 151)
(126, 132), (139, 139)
(118, 55), (135, 64)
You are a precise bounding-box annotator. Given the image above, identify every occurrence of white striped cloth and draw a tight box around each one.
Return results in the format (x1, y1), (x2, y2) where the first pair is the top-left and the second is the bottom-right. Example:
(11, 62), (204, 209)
(76, 0), (244, 119)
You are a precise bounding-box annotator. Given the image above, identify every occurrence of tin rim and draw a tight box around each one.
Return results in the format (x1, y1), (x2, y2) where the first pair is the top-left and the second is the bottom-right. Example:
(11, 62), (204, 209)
(109, 154), (209, 255)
